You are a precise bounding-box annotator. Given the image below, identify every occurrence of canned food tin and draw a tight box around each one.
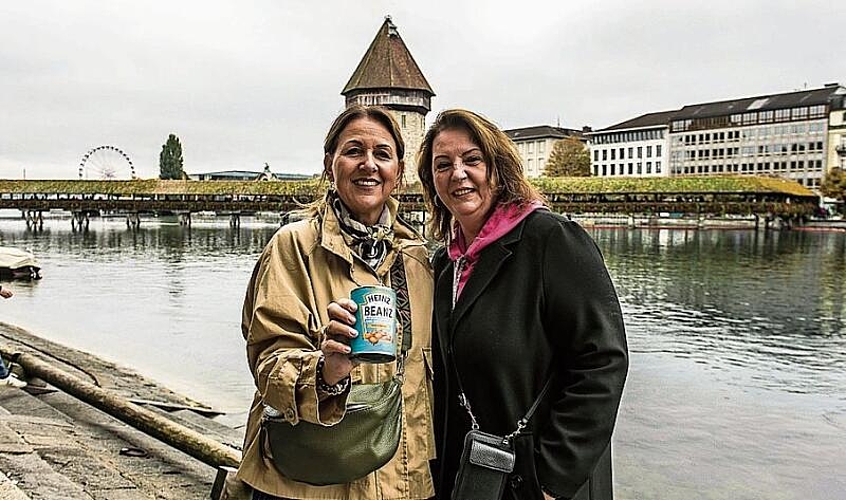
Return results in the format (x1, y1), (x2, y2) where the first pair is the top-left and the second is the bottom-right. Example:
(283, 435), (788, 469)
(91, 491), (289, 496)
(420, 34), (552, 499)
(349, 285), (397, 363)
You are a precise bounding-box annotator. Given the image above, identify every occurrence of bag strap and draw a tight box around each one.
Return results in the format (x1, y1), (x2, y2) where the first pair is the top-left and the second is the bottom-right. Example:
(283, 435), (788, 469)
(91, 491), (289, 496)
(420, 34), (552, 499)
(447, 258), (553, 441)
(451, 352), (554, 441)
(389, 252), (412, 376)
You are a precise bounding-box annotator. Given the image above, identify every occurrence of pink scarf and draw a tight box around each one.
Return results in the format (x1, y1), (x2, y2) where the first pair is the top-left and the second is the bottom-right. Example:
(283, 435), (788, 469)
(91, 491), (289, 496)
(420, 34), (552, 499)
(448, 201), (545, 303)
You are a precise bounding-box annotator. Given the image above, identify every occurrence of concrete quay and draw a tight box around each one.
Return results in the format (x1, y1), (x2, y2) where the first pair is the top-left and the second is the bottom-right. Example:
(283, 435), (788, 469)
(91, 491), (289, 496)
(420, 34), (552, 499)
(0, 322), (246, 499)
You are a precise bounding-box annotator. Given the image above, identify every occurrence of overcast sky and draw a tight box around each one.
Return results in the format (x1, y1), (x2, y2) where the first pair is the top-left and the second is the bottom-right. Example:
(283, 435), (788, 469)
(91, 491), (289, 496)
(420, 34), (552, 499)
(2, 0), (844, 180)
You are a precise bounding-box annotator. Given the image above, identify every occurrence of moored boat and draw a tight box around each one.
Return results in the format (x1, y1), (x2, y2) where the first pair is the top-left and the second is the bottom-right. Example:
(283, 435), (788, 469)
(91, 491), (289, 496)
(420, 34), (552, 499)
(0, 247), (42, 280)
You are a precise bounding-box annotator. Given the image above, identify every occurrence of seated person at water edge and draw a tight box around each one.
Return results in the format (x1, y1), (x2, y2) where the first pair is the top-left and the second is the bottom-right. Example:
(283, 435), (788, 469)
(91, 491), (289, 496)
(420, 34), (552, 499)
(236, 105), (436, 499)
(1, 285), (27, 388)
(417, 109), (629, 500)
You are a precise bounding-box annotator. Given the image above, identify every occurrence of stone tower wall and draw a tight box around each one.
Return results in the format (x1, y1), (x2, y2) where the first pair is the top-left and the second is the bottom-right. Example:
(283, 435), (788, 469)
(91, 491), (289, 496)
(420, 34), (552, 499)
(391, 109), (427, 186)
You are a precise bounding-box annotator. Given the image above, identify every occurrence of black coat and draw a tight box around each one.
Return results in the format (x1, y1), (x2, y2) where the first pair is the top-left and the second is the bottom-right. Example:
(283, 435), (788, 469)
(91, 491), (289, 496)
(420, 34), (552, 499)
(432, 210), (628, 500)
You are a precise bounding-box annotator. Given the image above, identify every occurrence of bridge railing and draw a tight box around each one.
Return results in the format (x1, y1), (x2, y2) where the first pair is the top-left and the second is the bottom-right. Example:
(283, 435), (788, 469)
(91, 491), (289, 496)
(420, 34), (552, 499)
(0, 197), (817, 218)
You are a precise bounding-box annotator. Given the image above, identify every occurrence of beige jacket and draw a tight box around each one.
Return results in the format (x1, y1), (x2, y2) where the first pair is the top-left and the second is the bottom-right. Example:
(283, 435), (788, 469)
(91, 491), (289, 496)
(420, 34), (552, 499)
(236, 199), (435, 499)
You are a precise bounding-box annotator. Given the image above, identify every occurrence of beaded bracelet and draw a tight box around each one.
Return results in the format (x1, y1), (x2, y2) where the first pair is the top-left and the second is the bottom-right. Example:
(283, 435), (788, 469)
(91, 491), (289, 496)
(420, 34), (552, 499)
(316, 356), (350, 396)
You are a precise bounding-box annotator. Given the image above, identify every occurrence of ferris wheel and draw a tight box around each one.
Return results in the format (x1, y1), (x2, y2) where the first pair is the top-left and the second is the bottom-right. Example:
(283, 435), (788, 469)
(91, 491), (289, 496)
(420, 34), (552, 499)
(79, 145), (136, 180)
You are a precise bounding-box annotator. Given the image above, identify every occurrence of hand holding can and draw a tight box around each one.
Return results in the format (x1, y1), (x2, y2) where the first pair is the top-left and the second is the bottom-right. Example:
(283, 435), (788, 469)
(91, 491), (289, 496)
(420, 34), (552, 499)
(349, 285), (397, 364)
(322, 299), (359, 385)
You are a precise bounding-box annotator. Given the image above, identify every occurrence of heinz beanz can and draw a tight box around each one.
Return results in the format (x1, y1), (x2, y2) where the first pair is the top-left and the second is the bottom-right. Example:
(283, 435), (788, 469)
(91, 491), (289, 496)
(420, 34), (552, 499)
(349, 285), (397, 363)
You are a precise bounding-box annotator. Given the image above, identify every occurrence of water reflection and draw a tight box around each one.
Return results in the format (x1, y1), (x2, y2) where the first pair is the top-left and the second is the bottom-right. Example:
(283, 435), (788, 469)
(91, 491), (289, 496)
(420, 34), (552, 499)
(592, 228), (846, 395)
(4, 217), (844, 498)
(0, 216), (281, 411)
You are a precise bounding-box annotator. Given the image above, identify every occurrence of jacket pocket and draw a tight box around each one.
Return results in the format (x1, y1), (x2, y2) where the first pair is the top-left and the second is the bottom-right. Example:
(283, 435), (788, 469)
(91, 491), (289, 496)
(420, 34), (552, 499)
(508, 433), (544, 500)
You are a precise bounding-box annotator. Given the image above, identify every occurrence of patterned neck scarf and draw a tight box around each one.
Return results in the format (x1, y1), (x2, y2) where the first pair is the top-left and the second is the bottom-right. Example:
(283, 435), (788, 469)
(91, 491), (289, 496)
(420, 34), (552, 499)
(330, 191), (394, 271)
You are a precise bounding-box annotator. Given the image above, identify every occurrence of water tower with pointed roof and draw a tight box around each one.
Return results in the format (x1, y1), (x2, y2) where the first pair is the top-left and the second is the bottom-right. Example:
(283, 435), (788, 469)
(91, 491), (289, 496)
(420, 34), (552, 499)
(342, 16), (435, 184)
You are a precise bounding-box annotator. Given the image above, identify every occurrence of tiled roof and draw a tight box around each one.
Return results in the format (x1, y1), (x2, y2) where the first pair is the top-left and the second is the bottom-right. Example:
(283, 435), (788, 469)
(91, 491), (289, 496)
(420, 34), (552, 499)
(594, 83), (846, 133)
(342, 17), (434, 95)
(505, 125), (582, 141)
(673, 84), (845, 120)
(598, 110), (679, 132)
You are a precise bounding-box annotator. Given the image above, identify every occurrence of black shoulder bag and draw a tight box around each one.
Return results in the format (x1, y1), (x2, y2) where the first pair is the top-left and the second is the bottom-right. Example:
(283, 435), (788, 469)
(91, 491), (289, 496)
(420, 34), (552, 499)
(261, 255), (412, 486)
(449, 356), (553, 500)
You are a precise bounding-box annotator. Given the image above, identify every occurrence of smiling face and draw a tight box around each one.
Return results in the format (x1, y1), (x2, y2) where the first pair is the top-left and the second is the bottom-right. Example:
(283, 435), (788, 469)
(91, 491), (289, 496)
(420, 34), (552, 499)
(324, 117), (403, 225)
(431, 127), (496, 242)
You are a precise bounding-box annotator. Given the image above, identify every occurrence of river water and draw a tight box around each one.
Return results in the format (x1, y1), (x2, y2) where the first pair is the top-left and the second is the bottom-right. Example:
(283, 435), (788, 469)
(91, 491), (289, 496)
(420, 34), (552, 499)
(1, 215), (844, 499)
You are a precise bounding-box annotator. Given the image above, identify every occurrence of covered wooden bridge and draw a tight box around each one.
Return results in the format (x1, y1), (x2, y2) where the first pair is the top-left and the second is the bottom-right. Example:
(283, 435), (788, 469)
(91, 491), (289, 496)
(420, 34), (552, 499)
(0, 176), (818, 230)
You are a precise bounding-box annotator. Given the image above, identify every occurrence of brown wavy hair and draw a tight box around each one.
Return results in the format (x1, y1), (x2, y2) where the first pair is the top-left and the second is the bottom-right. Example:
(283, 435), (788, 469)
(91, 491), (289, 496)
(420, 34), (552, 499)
(416, 108), (544, 241)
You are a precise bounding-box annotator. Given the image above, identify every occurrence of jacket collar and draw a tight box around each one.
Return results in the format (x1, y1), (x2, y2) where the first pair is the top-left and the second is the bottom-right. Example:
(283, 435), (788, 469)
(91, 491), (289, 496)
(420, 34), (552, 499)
(318, 196), (421, 276)
(435, 212), (529, 338)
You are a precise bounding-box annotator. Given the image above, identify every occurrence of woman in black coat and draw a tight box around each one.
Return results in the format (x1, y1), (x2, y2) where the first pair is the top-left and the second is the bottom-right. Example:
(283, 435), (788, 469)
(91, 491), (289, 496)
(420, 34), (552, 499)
(416, 109), (629, 500)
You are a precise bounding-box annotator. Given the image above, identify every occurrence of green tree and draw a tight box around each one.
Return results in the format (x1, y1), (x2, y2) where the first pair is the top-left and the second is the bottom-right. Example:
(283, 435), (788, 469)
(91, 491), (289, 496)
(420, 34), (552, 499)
(159, 134), (184, 180)
(544, 136), (591, 177)
(820, 166), (846, 207)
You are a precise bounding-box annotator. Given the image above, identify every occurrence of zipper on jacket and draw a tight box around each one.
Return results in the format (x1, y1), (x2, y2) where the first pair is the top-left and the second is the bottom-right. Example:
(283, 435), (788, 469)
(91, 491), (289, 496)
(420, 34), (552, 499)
(452, 256), (465, 310)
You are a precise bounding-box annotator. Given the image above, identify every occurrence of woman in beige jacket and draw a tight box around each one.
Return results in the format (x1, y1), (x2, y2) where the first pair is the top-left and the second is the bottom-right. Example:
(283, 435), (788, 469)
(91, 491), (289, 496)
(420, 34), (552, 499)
(237, 105), (435, 499)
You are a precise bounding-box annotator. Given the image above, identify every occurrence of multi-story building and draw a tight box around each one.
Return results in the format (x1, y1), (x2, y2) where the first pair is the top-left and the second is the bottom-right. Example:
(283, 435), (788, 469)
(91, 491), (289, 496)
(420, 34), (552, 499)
(188, 168), (314, 181)
(587, 110), (676, 178)
(590, 83), (846, 190)
(504, 126), (585, 178)
(668, 84), (845, 189)
(342, 16), (434, 184)
(828, 102), (846, 172)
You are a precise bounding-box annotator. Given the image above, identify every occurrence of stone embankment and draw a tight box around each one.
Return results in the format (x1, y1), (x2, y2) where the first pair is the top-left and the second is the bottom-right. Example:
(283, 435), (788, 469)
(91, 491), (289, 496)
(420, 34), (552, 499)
(0, 322), (246, 499)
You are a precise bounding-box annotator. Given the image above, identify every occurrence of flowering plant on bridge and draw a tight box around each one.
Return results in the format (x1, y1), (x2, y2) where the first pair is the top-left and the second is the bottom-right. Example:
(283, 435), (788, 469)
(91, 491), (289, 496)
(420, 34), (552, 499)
(531, 175), (815, 198)
(0, 179), (324, 197)
(0, 176), (817, 218)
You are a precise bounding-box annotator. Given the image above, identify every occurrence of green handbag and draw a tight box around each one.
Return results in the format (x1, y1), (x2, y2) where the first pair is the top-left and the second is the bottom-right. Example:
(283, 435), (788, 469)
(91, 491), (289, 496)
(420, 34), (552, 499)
(260, 255), (412, 486)
(262, 374), (403, 485)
